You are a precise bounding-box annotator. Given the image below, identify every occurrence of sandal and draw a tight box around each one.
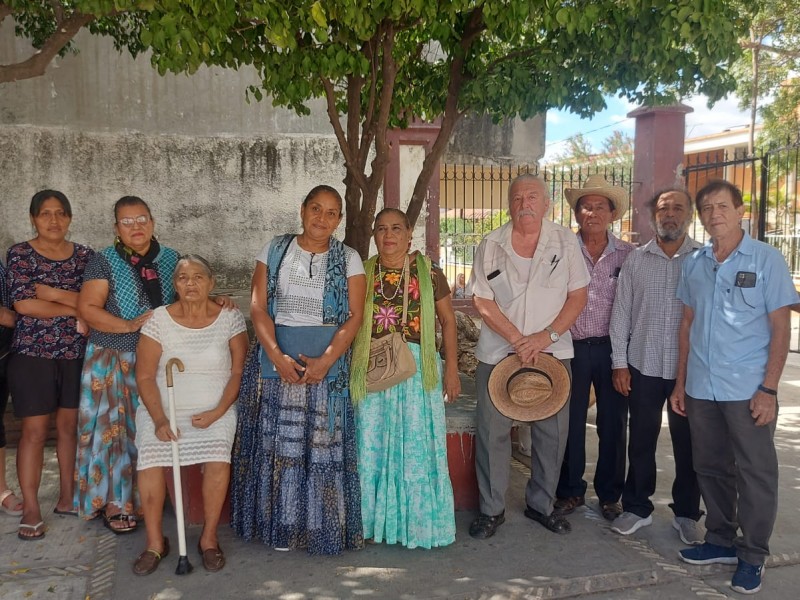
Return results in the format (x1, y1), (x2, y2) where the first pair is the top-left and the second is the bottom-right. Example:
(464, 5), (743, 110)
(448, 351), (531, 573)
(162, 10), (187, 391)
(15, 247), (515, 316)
(133, 537), (170, 576)
(18, 521), (46, 541)
(1, 490), (23, 516)
(103, 510), (137, 534)
(198, 542), (225, 572)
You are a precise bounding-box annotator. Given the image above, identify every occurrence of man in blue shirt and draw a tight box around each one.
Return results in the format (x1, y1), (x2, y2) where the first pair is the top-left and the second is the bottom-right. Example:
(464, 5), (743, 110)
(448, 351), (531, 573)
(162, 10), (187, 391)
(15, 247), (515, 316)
(671, 180), (798, 595)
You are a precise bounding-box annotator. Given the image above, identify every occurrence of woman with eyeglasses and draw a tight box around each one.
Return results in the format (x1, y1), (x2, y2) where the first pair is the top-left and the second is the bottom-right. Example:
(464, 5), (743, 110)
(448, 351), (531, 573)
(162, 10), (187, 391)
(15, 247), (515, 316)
(6, 190), (94, 540)
(231, 185), (366, 555)
(73, 196), (180, 534)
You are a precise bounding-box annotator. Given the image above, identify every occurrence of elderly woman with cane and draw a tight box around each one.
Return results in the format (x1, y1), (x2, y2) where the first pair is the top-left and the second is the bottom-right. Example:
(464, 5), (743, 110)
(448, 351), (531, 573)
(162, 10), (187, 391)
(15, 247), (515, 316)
(133, 255), (248, 575)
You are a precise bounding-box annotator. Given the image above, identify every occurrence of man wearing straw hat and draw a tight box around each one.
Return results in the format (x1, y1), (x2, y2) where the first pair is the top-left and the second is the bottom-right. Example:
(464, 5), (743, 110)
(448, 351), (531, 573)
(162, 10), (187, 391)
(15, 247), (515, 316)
(609, 187), (704, 544)
(467, 174), (589, 539)
(552, 175), (634, 522)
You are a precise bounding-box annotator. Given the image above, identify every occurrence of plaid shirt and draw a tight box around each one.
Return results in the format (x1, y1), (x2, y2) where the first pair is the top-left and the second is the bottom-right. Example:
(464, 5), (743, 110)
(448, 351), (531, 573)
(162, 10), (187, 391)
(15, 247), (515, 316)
(610, 235), (701, 379)
(570, 232), (634, 340)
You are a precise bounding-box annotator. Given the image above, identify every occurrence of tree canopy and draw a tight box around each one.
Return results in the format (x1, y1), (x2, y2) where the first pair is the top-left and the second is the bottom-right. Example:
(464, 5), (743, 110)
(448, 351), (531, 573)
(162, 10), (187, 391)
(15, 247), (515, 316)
(731, 0), (800, 150)
(0, 1), (147, 84)
(3, 1), (748, 257)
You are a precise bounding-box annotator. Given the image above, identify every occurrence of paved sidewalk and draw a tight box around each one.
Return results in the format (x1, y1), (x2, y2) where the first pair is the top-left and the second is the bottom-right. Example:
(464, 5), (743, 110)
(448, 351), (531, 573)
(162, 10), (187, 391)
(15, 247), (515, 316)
(2, 354), (800, 599)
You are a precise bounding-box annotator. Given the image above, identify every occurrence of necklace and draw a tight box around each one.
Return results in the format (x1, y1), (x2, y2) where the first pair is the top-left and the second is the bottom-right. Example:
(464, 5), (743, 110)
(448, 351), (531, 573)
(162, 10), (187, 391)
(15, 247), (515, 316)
(377, 257), (405, 301)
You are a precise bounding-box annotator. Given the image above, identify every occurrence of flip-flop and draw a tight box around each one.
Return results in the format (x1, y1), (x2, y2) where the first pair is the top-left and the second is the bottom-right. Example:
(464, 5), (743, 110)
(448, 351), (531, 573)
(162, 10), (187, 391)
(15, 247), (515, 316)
(102, 511), (137, 534)
(18, 521), (46, 541)
(53, 507), (79, 517)
(0, 490), (23, 517)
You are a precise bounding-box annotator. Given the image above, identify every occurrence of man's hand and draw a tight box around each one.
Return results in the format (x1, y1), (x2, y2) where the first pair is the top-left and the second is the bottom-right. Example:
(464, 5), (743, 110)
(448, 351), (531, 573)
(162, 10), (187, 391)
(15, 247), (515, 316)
(669, 385), (686, 417)
(513, 331), (551, 365)
(612, 368), (631, 397)
(750, 389), (778, 426)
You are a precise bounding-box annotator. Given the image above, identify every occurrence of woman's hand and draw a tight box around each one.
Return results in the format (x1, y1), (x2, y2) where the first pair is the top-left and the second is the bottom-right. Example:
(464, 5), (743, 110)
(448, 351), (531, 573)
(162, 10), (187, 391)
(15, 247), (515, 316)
(34, 283), (58, 302)
(272, 353), (305, 383)
(297, 354), (332, 385)
(126, 310), (153, 333)
(212, 295), (237, 310)
(154, 418), (178, 442)
(443, 367), (461, 403)
(191, 409), (222, 429)
(76, 318), (89, 336)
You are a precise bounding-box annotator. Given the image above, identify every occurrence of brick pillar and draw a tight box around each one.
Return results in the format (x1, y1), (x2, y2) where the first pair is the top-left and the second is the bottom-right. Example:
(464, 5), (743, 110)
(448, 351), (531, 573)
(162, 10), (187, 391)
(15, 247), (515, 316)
(627, 104), (693, 245)
(385, 118), (442, 260)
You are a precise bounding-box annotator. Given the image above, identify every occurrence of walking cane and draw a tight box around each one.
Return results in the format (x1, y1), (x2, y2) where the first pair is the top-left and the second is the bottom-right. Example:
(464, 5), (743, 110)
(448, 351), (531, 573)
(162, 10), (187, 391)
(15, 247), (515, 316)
(166, 357), (193, 575)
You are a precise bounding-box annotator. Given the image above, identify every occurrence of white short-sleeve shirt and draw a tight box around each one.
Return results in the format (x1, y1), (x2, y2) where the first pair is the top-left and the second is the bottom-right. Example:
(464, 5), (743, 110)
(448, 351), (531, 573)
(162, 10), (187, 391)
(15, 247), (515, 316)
(468, 220), (590, 363)
(256, 237), (364, 326)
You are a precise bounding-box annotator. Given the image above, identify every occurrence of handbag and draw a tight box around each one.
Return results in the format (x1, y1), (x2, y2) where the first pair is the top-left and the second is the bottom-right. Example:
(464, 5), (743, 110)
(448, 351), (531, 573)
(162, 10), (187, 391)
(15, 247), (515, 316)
(260, 325), (340, 379)
(366, 256), (417, 393)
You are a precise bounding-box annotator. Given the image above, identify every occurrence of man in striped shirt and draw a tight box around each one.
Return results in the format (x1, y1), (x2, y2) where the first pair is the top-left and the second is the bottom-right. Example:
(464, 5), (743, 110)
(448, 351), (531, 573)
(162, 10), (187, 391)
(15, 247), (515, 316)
(609, 188), (704, 544)
(553, 175), (634, 521)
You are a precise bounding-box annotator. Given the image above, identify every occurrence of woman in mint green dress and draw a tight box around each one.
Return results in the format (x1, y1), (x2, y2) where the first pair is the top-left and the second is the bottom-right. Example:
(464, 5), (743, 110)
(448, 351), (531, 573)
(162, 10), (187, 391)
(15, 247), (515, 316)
(350, 208), (460, 548)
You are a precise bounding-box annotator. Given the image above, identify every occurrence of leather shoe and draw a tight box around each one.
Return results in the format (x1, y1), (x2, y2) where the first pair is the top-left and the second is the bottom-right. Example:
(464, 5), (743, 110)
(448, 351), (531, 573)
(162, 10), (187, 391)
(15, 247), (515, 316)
(469, 511), (505, 539)
(553, 495), (584, 516)
(524, 506), (571, 534)
(601, 501), (622, 521)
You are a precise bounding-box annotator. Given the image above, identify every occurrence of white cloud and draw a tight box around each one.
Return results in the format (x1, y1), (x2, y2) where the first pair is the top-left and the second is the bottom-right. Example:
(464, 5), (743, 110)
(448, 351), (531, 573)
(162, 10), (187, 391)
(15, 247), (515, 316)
(683, 94), (751, 138)
(546, 111), (563, 125)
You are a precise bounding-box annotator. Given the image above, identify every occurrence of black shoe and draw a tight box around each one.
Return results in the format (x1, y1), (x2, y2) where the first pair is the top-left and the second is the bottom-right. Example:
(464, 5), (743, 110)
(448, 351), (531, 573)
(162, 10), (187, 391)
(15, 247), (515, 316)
(469, 512), (505, 539)
(524, 506), (571, 534)
(600, 501), (622, 521)
(553, 495), (585, 516)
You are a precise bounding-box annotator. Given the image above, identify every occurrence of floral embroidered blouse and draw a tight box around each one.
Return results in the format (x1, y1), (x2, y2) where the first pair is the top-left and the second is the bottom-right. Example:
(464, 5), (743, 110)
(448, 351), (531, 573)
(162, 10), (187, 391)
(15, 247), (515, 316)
(370, 257), (450, 343)
(7, 241), (94, 360)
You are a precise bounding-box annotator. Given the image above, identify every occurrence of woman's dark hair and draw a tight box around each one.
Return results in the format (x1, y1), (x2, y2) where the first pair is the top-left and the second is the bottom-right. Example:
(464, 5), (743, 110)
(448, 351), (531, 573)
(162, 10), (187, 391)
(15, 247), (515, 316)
(114, 196), (152, 221)
(695, 179), (743, 211)
(30, 189), (71, 218)
(374, 207), (411, 230)
(302, 185), (343, 212)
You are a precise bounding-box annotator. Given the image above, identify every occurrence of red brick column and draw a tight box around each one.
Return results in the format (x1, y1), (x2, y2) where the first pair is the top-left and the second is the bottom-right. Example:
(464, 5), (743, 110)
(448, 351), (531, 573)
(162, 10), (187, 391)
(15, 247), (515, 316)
(627, 104), (693, 245)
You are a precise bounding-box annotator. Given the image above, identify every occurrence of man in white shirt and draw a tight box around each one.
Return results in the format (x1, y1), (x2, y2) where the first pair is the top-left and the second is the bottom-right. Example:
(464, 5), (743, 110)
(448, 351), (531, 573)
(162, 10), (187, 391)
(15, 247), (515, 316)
(467, 174), (589, 539)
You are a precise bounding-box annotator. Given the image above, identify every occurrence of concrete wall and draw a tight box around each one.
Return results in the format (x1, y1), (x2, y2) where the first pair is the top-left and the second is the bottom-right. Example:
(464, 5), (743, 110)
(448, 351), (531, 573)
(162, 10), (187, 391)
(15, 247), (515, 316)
(1, 21), (545, 284)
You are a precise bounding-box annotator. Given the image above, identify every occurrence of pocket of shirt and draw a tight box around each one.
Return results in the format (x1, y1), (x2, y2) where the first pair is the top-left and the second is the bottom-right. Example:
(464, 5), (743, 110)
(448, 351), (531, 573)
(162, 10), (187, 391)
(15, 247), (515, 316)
(489, 271), (522, 307)
(735, 284), (765, 311)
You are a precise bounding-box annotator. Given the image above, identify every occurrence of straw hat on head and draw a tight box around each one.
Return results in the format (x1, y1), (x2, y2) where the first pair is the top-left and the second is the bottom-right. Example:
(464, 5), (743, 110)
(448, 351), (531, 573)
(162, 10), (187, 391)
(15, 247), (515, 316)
(564, 174), (629, 219)
(488, 354), (570, 422)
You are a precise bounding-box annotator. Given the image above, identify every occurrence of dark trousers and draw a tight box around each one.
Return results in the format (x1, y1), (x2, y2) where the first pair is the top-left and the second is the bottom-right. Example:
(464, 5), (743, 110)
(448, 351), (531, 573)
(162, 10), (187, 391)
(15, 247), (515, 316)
(686, 396), (777, 566)
(556, 339), (628, 502)
(621, 365), (702, 520)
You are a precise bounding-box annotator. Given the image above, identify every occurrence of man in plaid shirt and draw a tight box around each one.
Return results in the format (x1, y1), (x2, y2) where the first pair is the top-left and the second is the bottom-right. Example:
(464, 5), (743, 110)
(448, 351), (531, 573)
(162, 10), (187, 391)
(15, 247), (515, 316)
(552, 175), (634, 521)
(609, 188), (704, 544)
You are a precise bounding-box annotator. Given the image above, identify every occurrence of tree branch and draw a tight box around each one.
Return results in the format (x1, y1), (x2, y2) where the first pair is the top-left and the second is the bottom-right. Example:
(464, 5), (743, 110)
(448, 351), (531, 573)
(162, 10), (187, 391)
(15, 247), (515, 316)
(0, 4), (12, 23)
(0, 12), (96, 84)
(320, 76), (369, 193)
(740, 40), (800, 59)
(365, 21), (398, 196)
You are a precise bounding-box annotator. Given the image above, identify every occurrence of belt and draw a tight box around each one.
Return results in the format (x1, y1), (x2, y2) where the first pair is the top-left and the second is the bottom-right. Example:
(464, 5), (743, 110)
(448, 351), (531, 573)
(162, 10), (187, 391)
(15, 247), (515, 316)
(573, 336), (610, 346)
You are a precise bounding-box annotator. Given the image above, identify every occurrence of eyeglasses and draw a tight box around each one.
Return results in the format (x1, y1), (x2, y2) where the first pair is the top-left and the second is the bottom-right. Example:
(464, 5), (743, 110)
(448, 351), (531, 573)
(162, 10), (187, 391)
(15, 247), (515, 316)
(117, 215), (151, 227)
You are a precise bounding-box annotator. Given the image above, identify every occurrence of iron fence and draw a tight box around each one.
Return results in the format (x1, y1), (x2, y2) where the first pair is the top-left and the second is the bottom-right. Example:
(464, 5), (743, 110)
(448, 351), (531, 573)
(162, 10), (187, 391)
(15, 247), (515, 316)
(438, 163), (634, 290)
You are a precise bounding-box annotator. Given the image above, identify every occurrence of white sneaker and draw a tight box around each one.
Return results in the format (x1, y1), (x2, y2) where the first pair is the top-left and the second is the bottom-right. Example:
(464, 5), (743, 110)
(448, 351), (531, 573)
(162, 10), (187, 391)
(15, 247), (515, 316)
(611, 512), (653, 536)
(673, 516), (705, 545)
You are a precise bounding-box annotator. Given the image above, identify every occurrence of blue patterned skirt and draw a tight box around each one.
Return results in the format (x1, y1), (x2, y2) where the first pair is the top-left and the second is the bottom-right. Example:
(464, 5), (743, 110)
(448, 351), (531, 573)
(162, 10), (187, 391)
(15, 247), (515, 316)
(231, 343), (363, 554)
(355, 342), (455, 548)
(74, 343), (139, 518)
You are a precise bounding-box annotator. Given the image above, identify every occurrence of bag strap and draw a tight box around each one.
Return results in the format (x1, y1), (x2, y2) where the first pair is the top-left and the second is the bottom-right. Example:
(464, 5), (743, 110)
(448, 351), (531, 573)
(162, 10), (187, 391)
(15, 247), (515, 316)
(400, 254), (410, 326)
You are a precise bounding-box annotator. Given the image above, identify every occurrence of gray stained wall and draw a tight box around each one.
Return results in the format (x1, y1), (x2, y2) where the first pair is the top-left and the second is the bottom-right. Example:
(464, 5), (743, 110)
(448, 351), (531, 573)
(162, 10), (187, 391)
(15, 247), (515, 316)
(1, 22), (544, 286)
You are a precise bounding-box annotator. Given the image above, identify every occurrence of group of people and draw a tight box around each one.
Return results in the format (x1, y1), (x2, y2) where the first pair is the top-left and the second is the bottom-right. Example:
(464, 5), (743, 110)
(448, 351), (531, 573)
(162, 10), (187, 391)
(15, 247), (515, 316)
(0, 186), (461, 575)
(0, 174), (794, 594)
(466, 174), (796, 596)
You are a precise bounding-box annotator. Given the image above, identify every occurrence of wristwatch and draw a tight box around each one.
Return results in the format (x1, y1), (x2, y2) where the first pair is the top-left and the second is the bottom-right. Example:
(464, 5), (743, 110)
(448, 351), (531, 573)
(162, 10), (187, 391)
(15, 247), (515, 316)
(545, 325), (559, 343)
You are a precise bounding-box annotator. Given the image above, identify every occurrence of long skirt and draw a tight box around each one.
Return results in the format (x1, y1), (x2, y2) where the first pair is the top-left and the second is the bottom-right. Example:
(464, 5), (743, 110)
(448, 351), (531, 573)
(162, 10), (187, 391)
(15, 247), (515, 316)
(231, 343), (363, 555)
(355, 342), (455, 548)
(74, 343), (139, 518)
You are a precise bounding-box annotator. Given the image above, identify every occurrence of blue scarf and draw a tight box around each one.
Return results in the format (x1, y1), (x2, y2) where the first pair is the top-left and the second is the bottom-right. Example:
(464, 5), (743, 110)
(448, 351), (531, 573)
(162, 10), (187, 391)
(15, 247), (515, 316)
(265, 234), (352, 430)
(100, 245), (178, 319)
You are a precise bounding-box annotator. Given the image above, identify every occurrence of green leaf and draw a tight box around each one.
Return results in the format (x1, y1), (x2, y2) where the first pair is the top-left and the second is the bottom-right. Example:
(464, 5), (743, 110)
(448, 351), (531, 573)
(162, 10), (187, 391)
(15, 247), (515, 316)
(310, 1), (327, 28)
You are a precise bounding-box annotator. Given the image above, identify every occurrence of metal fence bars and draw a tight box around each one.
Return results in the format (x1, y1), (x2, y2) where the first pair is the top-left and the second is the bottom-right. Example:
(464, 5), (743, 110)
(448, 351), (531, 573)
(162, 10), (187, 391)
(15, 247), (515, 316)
(438, 163), (634, 289)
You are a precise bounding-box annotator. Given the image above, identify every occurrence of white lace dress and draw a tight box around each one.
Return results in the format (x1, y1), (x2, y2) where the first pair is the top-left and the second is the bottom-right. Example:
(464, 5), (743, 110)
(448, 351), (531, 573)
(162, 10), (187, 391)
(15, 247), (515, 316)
(135, 306), (247, 469)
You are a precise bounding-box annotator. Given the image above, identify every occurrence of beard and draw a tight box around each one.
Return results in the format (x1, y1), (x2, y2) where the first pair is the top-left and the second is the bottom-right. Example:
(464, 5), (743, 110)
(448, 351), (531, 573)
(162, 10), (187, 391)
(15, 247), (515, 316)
(653, 218), (689, 242)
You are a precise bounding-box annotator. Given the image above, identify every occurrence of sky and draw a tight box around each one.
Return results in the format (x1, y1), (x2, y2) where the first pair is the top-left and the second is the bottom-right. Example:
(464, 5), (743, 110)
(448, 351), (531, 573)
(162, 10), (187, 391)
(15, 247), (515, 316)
(542, 93), (753, 163)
